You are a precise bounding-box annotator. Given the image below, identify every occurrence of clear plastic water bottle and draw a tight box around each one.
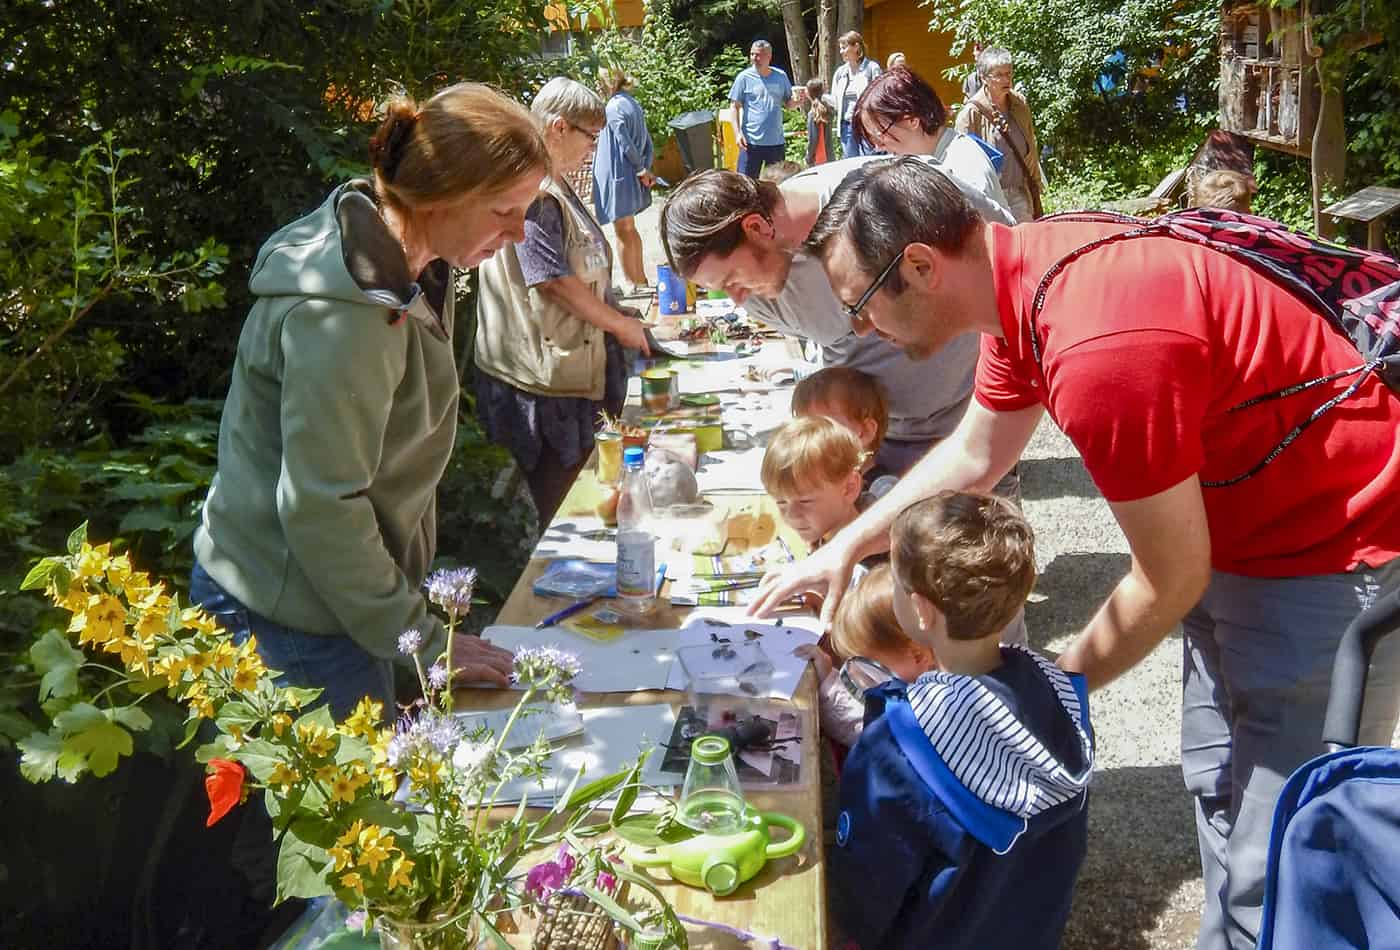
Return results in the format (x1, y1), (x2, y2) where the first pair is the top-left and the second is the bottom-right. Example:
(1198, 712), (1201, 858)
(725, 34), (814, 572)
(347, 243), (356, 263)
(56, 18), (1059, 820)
(615, 446), (656, 616)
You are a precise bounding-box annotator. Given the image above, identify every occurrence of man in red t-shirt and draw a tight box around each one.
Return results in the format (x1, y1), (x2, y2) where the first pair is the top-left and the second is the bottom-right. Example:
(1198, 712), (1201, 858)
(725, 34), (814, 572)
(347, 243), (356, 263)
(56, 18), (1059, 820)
(749, 157), (1400, 950)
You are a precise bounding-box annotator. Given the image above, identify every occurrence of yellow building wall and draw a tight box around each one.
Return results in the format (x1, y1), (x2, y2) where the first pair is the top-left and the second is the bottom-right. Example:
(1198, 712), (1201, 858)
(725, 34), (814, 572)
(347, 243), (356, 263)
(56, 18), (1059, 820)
(545, 0), (645, 30)
(862, 0), (970, 114)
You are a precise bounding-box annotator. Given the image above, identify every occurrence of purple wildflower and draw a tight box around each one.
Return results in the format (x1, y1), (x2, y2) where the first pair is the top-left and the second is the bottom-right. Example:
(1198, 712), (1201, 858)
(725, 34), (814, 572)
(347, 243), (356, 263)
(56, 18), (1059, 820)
(555, 843), (577, 877)
(385, 733), (413, 769)
(344, 909), (368, 932)
(428, 662), (450, 690)
(512, 645), (583, 686)
(524, 860), (566, 900)
(425, 566), (478, 615)
(397, 628), (424, 655)
(596, 870), (617, 893)
(415, 710), (461, 755)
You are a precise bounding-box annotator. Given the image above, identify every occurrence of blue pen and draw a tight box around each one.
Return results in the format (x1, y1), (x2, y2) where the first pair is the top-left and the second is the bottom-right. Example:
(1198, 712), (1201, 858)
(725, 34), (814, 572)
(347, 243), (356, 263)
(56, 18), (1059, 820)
(536, 562), (667, 629)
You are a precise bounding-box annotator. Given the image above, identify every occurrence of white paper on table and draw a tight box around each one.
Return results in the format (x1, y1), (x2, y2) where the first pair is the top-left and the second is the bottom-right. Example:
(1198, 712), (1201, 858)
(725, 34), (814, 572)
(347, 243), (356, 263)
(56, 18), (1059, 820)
(695, 447), (768, 492)
(490, 702), (678, 805)
(453, 702), (584, 751)
(663, 608), (821, 700)
(483, 624), (679, 693)
(533, 516), (615, 563)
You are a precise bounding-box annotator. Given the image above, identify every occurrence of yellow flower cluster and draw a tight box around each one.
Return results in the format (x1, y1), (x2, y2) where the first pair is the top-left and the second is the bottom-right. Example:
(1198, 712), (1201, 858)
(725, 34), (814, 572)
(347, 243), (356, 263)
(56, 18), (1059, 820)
(329, 820), (416, 896)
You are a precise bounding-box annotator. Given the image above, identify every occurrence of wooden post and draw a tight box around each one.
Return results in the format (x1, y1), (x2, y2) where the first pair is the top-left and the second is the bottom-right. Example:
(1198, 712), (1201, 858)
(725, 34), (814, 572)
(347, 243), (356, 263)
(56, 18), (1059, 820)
(1311, 78), (1347, 239)
(779, 0), (812, 85)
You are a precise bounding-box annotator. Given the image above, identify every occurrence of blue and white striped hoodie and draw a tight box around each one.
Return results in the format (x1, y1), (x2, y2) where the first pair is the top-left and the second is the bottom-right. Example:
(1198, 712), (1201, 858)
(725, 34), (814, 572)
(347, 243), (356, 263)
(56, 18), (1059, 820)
(832, 646), (1095, 950)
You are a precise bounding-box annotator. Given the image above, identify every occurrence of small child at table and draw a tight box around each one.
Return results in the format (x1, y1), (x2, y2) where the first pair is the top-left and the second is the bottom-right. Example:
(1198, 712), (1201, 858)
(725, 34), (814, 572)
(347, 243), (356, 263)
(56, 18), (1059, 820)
(760, 415), (866, 552)
(794, 563), (934, 748)
(832, 491), (1094, 950)
(791, 367), (897, 501)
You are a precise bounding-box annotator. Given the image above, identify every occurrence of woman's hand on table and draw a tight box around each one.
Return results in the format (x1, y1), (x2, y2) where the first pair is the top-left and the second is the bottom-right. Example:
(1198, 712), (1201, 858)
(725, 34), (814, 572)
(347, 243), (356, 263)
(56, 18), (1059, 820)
(748, 538), (858, 628)
(450, 633), (514, 687)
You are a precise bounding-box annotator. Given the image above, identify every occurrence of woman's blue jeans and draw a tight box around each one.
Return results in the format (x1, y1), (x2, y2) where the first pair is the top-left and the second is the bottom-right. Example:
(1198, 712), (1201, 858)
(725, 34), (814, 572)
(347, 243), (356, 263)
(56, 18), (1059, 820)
(189, 560), (395, 721)
(839, 119), (871, 158)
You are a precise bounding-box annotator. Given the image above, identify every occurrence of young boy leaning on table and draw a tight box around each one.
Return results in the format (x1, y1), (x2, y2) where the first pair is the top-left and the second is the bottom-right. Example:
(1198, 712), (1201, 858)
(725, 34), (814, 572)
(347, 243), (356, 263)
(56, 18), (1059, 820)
(832, 490), (1095, 950)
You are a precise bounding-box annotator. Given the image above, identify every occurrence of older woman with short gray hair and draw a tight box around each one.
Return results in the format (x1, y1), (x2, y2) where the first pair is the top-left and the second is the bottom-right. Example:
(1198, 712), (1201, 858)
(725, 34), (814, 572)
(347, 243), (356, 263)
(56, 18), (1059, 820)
(955, 47), (1044, 222)
(475, 77), (652, 522)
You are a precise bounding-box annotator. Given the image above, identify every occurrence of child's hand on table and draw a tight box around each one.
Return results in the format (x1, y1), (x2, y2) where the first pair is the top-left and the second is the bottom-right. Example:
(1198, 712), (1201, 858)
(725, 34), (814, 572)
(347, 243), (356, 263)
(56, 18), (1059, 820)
(794, 642), (833, 680)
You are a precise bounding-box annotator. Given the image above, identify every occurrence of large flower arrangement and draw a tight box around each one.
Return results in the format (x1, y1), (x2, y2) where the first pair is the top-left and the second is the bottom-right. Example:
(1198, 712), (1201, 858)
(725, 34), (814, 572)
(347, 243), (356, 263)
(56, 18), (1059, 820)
(17, 525), (686, 948)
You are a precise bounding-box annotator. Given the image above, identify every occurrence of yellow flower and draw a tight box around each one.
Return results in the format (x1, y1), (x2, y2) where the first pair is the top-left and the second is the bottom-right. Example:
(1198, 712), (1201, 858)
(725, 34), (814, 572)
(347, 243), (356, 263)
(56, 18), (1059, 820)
(153, 653), (187, 686)
(386, 855), (415, 891)
(297, 723), (337, 758)
(408, 758), (443, 791)
(234, 641), (266, 678)
(329, 769), (369, 804)
(373, 765), (399, 797)
(339, 871), (364, 894)
(328, 844), (355, 872)
(339, 697), (384, 741)
(180, 606), (220, 635)
(112, 634), (153, 675)
(336, 819), (367, 849)
(133, 609), (169, 641)
(210, 640), (238, 673)
(71, 594), (127, 646)
(75, 543), (111, 579)
(185, 649), (212, 677)
(231, 662), (260, 692)
(123, 574), (166, 610)
(315, 763), (341, 784)
(355, 826), (394, 874)
(269, 713), (292, 737)
(104, 552), (132, 588)
(58, 584), (92, 614)
(267, 762), (301, 793)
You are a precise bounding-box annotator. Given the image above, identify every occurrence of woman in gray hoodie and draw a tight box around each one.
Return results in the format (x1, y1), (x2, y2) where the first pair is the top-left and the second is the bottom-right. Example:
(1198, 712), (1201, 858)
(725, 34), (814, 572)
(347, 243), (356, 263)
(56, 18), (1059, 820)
(191, 84), (542, 718)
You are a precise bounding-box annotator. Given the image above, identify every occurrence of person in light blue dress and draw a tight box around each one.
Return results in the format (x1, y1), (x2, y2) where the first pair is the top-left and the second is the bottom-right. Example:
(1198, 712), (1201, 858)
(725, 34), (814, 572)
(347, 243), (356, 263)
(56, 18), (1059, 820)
(593, 66), (656, 292)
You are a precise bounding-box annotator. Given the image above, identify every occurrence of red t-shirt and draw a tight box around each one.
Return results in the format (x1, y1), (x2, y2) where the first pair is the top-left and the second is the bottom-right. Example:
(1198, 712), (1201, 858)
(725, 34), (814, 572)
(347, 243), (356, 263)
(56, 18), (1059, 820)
(976, 220), (1400, 577)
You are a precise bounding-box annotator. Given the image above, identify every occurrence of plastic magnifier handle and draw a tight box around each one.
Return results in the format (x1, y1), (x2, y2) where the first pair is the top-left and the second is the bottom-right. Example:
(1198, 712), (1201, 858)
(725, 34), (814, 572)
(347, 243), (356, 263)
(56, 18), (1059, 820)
(760, 812), (806, 859)
(623, 846), (671, 869)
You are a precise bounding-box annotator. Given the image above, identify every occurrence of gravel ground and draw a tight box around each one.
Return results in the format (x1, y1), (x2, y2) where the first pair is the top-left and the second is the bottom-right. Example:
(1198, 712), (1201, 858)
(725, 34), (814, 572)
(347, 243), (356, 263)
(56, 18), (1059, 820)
(617, 201), (1210, 947)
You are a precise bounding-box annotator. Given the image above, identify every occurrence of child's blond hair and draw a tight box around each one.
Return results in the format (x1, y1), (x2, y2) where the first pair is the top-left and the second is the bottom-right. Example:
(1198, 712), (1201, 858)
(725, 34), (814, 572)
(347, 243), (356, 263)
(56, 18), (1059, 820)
(892, 490), (1036, 641)
(1191, 169), (1256, 213)
(760, 159), (804, 184)
(761, 416), (865, 498)
(831, 563), (924, 664)
(792, 366), (889, 450)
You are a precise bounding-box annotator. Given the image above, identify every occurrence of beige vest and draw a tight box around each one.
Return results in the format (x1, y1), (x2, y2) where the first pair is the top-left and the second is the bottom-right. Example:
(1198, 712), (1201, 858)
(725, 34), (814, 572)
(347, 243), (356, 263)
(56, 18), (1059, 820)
(475, 178), (611, 399)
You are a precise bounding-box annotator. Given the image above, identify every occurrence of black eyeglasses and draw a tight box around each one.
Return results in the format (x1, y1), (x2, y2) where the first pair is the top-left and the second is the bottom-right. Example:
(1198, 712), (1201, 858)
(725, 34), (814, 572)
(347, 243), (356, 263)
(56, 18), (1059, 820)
(570, 123), (601, 143)
(842, 247), (906, 323)
(873, 114), (904, 143)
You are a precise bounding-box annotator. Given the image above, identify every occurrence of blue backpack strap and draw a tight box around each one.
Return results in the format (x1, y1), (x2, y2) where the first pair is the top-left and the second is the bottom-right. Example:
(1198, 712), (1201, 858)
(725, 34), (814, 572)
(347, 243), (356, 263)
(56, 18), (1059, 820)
(1027, 209), (1400, 487)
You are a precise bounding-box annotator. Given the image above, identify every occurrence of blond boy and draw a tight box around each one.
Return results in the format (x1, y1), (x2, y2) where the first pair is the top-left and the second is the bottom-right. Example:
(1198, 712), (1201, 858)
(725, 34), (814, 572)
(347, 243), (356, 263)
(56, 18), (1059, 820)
(761, 416), (865, 550)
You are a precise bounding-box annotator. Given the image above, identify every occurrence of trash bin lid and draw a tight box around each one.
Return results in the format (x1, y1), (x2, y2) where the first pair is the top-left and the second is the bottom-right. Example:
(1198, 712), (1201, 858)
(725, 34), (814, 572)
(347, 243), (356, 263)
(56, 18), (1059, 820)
(668, 109), (716, 130)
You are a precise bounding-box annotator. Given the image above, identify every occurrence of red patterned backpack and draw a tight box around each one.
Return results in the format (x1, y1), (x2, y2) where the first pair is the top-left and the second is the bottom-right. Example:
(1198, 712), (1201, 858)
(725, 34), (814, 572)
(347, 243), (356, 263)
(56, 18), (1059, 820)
(1029, 208), (1400, 486)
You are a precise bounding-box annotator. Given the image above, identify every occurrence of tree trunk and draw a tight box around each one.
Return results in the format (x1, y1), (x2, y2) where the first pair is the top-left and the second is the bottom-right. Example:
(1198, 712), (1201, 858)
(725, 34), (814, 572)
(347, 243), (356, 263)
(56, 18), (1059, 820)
(817, 0), (838, 88)
(1311, 69), (1347, 238)
(837, 0), (863, 43)
(780, 0), (812, 85)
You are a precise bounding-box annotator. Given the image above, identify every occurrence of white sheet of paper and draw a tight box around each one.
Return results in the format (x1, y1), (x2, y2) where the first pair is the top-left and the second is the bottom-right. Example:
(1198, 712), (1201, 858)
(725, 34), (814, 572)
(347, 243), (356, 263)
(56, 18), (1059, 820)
(533, 516), (616, 563)
(695, 447), (768, 492)
(483, 624), (679, 693)
(488, 702), (678, 805)
(663, 608), (821, 700)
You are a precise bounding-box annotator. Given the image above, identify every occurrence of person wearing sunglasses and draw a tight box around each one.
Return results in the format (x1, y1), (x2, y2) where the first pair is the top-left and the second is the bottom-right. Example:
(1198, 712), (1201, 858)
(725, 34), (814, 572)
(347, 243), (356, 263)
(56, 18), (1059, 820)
(476, 77), (651, 523)
(755, 154), (1400, 950)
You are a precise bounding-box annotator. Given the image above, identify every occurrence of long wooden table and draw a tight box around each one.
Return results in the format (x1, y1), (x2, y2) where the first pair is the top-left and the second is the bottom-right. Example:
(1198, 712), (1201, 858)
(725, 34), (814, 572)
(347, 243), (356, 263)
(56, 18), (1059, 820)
(463, 345), (827, 948)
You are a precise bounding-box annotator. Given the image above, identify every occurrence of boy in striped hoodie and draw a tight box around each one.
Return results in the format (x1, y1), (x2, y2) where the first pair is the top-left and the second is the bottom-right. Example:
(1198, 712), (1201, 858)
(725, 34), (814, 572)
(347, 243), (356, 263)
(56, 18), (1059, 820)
(832, 490), (1094, 949)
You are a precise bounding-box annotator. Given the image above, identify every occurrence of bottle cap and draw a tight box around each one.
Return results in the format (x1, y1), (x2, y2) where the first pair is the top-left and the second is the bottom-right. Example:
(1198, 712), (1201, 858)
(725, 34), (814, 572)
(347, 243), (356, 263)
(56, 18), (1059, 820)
(623, 446), (644, 466)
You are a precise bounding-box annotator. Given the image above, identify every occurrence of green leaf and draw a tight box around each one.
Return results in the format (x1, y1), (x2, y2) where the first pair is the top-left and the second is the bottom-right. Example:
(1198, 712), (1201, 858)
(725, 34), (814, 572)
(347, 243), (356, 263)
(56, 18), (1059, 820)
(609, 757), (645, 828)
(20, 556), (62, 591)
(274, 821), (335, 904)
(53, 701), (106, 735)
(476, 913), (512, 949)
(176, 716), (203, 750)
(18, 730), (64, 782)
(552, 763), (586, 815)
(60, 715), (133, 777)
(30, 629), (84, 701)
(610, 814), (693, 849)
(281, 686), (323, 709)
(66, 521), (89, 555)
(215, 700), (261, 732)
(576, 885), (646, 933)
(562, 766), (631, 812)
(111, 706), (153, 732)
(229, 737), (287, 782)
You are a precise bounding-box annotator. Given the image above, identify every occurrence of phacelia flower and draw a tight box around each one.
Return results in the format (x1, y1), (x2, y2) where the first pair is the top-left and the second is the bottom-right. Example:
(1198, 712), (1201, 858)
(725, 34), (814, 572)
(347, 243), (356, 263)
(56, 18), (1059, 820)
(425, 566), (478, 615)
(345, 910), (368, 932)
(512, 646), (583, 685)
(451, 738), (493, 779)
(397, 628), (424, 655)
(427, 662), (450, 690)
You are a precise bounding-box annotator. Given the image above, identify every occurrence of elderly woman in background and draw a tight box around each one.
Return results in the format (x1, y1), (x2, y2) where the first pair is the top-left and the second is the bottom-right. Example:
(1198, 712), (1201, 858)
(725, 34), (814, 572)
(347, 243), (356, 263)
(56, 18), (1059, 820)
(830, 30), (882, 158)
(592, 65), (655, 293)
(854, 65), (1007, 208)
(885, 51), (906, 71)
(476, 78), (650, 524)
(955, 46), (1044, 222)
(192, 83), (535, 718)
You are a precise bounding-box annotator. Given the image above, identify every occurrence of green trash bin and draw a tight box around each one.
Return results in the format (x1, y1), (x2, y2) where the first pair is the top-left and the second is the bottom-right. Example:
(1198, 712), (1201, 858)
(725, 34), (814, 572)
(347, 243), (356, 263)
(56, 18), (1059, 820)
(668, 110), (716, 175)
